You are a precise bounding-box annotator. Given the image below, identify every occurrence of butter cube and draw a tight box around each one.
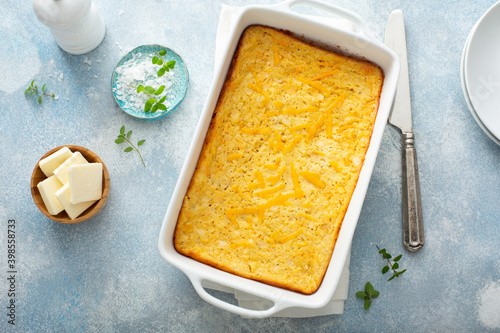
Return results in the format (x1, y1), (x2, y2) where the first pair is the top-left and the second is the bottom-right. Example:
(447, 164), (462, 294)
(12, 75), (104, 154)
(37, 175), (64, 215)
(55, 183), (97, 220)
(68, 163), (103, 204)
(53, 152), (89, 184)
(39, 147), (72, 177)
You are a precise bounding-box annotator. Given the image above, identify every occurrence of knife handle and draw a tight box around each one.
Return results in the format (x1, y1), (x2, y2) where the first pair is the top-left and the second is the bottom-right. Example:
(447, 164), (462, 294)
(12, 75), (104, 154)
(401, 132), (424, 252)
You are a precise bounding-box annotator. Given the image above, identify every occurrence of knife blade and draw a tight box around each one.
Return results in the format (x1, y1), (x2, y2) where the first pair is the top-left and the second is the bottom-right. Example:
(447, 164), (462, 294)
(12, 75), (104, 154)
(385, 9), (424, 252)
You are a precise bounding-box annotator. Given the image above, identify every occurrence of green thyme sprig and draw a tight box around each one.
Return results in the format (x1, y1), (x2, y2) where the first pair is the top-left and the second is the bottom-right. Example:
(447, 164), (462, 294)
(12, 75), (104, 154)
(135, 84), (167, 113)
(357, 246), (408, 310)
(377, 245), (406, 281)
(25, 79), (55, 104)
(115, 125), (146, 167)
(356, 282), (379, 310)
(152, 50), (176, 77)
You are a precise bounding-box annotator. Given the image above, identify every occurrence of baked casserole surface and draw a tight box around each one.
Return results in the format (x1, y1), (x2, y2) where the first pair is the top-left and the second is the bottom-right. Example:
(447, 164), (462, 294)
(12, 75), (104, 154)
(174, 25), (383, 294)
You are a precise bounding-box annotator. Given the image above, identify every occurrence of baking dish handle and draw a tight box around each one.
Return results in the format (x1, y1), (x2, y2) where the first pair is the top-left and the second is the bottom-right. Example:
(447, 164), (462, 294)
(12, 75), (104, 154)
(190, 276), (290, 318)
(273, 0), (372, 37)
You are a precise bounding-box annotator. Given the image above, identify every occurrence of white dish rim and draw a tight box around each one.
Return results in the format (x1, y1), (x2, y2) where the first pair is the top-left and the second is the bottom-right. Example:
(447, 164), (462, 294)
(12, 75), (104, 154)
(463, 1), (500, 141)
(460, 4), (500, 145)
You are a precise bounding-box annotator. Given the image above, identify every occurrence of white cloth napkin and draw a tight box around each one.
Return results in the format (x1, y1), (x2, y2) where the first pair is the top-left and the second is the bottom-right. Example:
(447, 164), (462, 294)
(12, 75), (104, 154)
(206, 4), (355, 317)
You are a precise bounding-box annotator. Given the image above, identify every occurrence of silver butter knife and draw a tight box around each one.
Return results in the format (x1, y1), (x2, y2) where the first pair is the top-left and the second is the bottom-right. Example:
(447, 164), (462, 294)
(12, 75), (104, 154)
(385, 9), (424, 252)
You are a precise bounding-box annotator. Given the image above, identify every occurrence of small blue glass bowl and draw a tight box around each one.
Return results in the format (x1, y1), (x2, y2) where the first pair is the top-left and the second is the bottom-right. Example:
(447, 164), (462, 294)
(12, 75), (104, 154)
(111, 44), (188, 121)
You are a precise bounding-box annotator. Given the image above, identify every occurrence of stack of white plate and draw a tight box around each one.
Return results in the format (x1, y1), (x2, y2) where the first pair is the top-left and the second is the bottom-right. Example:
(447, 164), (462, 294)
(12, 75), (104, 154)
(461, 1), (500, 145)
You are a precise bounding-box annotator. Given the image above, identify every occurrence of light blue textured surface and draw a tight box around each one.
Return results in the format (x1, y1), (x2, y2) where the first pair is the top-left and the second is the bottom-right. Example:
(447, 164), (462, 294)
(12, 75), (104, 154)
(1, 0), (499, 332)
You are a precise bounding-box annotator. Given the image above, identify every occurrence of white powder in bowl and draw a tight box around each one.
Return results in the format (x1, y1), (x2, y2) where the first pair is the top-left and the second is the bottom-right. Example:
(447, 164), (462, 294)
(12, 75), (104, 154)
(113, 51), (176, 113)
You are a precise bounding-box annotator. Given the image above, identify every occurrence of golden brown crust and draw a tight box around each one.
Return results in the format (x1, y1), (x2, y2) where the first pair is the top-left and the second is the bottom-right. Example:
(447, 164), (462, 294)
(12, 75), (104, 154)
(174, 25), (383, 294)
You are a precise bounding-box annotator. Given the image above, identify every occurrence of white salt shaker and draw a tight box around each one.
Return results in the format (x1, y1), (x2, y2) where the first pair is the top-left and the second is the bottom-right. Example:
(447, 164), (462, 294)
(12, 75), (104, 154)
(32, 0), (105, 55)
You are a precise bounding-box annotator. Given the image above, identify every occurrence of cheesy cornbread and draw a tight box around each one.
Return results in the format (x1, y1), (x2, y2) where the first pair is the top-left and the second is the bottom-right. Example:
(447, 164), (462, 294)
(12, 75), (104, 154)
(174, 25), (384, 294)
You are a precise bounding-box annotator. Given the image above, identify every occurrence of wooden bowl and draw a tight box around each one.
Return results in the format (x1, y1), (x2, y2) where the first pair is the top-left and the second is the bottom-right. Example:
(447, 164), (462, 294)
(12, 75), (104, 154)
(31, 145), (110, 224)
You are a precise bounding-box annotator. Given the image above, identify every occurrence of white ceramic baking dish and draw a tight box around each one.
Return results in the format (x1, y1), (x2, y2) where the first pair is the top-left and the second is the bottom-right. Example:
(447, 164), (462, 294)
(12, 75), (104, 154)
(159, 0), (399, 318)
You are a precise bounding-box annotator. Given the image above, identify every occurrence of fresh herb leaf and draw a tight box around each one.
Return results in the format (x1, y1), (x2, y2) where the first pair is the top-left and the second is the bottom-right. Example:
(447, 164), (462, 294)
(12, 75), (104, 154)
(357, 282), (379, 310)
(155, 85), (165, 95)
(377, 245), (406, 281)
(356, 291), (367, 299)
(25, 79), (56, 103)
(144, 86), (156, 95)
(154, 51), (176, 77)
(365, 282), (374, 294)
(115, 126), (146, 167)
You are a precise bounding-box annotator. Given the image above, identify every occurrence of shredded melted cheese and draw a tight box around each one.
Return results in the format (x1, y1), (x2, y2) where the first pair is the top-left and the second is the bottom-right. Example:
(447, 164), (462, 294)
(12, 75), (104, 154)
(174, 25), (383, 295)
